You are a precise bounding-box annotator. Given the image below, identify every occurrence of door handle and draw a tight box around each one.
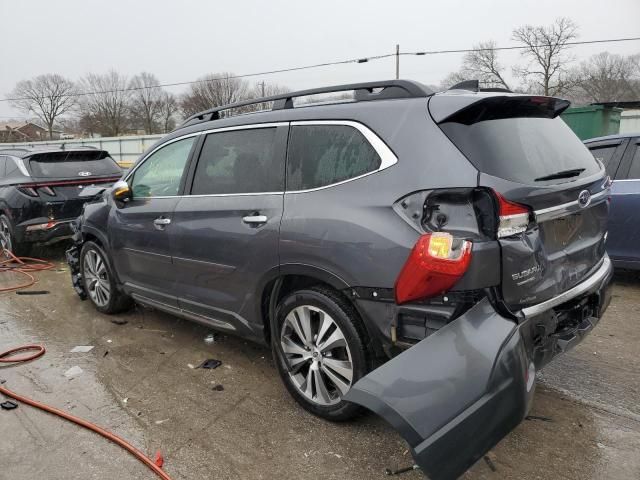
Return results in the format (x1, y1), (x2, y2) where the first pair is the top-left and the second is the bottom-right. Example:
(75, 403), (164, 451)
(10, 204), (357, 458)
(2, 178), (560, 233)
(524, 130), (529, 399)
(242, 215), (268, 224)
(153, 217), (171, 230)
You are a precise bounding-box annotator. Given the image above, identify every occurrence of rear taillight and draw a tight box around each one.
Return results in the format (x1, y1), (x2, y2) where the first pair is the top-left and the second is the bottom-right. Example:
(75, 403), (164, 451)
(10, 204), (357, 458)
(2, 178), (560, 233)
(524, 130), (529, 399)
(395, 232), (472, 304)
(494, 191), (531, 238)
(17, 186), (39, 197)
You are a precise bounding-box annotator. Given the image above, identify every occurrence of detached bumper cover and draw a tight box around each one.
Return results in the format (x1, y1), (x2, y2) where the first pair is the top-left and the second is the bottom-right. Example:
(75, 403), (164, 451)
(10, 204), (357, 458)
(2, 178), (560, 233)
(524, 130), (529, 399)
(345, 256), (613, 480)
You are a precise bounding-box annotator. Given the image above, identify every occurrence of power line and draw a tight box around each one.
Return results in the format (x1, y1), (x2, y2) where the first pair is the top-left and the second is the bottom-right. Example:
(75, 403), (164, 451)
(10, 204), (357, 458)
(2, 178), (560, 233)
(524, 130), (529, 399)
(2, 36), (639, 103)
(405, 36), (640, 56)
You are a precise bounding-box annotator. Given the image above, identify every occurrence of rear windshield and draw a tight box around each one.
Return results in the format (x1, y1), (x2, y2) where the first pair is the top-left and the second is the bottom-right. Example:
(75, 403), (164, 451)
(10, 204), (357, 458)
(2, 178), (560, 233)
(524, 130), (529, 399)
(440, 116), (601, 185)
(28, 151), (122, 178)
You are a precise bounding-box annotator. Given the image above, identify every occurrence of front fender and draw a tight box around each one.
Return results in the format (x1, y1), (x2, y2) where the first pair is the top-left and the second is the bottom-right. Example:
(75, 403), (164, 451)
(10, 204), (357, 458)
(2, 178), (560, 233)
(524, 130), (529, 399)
(344, 298), (533, 480)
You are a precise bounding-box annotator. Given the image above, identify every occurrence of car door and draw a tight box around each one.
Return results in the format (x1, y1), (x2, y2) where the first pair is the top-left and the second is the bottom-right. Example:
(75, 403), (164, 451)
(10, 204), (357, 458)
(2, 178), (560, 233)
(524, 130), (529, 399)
(110, 135), (199, 306)
(608, 137), (640, 267)
(170, 124), (287, 337)
(586, 138), (628, 262)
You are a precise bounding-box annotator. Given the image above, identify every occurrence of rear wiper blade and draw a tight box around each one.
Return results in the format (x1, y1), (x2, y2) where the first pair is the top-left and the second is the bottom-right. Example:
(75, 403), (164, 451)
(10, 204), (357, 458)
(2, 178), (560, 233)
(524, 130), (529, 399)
(535, 168), (585, 182)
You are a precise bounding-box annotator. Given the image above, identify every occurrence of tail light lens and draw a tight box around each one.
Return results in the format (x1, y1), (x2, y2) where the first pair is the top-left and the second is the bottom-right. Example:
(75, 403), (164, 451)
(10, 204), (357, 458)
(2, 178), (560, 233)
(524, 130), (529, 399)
(494, 191), (531, 238)
(18, 186), (39, 197)
(395, 232), (472, 304)
(38, 186), (56, 196)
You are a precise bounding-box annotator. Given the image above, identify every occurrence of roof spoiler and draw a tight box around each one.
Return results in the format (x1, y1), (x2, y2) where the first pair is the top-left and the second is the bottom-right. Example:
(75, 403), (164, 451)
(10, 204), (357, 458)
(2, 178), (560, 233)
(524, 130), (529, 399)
(431, 95), (571, 124)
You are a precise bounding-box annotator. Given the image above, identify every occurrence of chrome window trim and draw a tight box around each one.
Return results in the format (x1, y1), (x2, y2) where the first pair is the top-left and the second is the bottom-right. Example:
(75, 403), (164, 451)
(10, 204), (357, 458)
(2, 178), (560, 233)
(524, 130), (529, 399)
(521, 255), (611, 319)
(122, 120), (397, 198)
(9, 156), (31, 177)
(285, 120), (398, 194)
(534, 188), (609, 223)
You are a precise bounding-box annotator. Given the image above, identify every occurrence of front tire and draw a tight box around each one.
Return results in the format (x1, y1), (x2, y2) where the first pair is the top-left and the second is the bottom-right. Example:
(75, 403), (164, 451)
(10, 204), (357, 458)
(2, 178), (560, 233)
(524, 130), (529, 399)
(80, 241), (132, 314)
(272, 286), (369, 421)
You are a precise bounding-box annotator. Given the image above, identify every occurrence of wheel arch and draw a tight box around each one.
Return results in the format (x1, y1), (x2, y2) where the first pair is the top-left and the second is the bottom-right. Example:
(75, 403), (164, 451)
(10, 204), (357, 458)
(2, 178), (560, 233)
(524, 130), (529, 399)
(258, 264), (380, 356)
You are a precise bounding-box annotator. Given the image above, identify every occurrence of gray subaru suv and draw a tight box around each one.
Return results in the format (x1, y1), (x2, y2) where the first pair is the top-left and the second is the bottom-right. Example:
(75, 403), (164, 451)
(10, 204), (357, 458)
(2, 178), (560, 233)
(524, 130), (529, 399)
(66, 80), (613, 479)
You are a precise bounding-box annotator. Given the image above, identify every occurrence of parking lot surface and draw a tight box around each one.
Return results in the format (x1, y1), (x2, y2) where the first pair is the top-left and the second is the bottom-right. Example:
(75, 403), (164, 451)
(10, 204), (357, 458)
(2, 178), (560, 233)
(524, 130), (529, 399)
(1, 248), (639, 479)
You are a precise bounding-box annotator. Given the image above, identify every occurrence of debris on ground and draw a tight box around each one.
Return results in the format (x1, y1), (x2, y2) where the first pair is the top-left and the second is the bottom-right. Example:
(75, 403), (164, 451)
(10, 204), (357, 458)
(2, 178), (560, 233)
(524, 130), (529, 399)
(154, 450), (164, 468)
(103, 351), (109, 357)
(187, 363), (195, 369)
(63, 366), (83, 379)
(1, 400), (18, 410)
(483, 455), (497, 472)
(122, 397), (129, 404)
(70, 345), (94, 353)
(15, 290), (50, 295)
(525, 415), (554, 422)
(204, 333), (216, 344)
(197, 359), (222, 369)
(155, 419), (170, 425)
(212, 384), (224, 391)
(384, 464), (419, 476)
(110, 318), (128, 325)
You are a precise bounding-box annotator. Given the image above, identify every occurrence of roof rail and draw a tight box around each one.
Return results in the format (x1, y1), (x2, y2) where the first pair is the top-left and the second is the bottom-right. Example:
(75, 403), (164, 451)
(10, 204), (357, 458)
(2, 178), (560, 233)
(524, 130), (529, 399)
(447, 79), (513, 94)
(180, 79), (432, 128)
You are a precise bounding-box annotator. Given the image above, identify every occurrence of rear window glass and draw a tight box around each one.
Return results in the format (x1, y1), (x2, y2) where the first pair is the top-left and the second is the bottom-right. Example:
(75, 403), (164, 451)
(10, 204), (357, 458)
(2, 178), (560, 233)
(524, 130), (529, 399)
(28, 151), (122, 178)
(287, 125), (381, 191)
(440, 117), (601, 185)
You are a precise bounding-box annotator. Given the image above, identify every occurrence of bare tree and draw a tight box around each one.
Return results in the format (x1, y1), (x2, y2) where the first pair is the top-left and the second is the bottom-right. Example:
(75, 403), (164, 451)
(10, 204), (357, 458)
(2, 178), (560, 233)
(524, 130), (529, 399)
(8, 74), (77, 139)
(129, 72), (163, 134)
(575, 52), (640, 103)
(512, 17), (579, 95)
(157, 91), (179, 133)
(462, 41), (510, 89)
(79, 71), (131, 137)
(180, 73), (250, 117)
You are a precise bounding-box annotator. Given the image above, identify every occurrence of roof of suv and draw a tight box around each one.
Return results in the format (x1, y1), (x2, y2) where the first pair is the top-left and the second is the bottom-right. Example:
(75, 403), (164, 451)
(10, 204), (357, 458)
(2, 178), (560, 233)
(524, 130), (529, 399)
(178, 79), (435, 131)
(0, 146), (101, 158)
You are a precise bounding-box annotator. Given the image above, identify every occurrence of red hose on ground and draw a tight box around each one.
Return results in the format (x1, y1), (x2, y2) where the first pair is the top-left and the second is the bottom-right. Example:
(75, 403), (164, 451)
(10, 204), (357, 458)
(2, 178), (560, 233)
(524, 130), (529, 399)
(0, 344), (172, 480)
(0, 249), (55, 292)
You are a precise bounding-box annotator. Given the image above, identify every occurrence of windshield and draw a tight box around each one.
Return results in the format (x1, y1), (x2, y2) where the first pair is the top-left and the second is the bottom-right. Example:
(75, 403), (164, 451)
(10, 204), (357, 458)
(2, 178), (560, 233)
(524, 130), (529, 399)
(440, 117), (601, 185)
(27, 151), (122, 179)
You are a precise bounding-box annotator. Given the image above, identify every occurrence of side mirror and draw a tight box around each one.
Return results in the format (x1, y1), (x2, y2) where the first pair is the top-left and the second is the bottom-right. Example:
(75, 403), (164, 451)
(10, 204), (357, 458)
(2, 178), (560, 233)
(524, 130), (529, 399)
(112, 180), (132, 203)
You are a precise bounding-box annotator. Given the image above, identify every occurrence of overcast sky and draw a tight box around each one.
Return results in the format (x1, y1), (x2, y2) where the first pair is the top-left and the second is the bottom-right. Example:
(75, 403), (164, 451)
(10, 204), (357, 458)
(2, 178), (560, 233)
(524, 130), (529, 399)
(1, 0), (639, 119)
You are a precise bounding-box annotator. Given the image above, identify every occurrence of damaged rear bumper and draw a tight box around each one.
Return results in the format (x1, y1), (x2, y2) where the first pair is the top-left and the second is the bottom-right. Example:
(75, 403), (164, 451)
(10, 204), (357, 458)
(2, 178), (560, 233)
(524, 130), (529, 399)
(345, 256), (613, 480)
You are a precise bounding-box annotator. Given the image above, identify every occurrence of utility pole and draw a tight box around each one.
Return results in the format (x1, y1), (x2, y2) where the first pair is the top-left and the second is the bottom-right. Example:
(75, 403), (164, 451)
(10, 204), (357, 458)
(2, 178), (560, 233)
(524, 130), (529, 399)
(259, 80), (265, 97)
(395, 44), (400, 79)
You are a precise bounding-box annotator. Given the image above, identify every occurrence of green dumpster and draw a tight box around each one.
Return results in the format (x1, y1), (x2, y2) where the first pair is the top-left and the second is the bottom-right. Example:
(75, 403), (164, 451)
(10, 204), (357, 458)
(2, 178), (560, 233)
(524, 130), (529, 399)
(561, 105), (623, 140)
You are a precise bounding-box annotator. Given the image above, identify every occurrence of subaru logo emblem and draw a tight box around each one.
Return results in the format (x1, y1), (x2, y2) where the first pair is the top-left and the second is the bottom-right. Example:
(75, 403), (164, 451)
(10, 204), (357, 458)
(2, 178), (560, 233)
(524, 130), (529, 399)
(78, 171), (92, 177)
(578, 190), (591, 208)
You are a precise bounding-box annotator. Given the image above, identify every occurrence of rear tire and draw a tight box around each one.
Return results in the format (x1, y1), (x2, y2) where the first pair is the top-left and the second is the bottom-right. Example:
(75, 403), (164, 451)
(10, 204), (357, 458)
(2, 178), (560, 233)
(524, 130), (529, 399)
(272, 286), (369, 421)
(80, 241), (132, 314)
(0, 215), (31, 257)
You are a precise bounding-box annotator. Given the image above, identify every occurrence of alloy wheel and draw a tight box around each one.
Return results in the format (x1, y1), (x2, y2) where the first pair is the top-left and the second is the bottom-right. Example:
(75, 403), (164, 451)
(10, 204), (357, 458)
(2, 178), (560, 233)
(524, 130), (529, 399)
(280, 305), (354, 406)
(83, 249), (111, 307)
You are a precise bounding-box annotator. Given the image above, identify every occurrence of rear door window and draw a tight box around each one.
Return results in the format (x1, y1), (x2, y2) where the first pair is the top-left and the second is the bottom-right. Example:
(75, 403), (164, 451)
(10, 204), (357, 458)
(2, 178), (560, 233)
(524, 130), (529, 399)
(286, 124), (381, 191)
(190, 127), (281, 195)
(27, 151), (122, 178)
(130, 137), (195, 198)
